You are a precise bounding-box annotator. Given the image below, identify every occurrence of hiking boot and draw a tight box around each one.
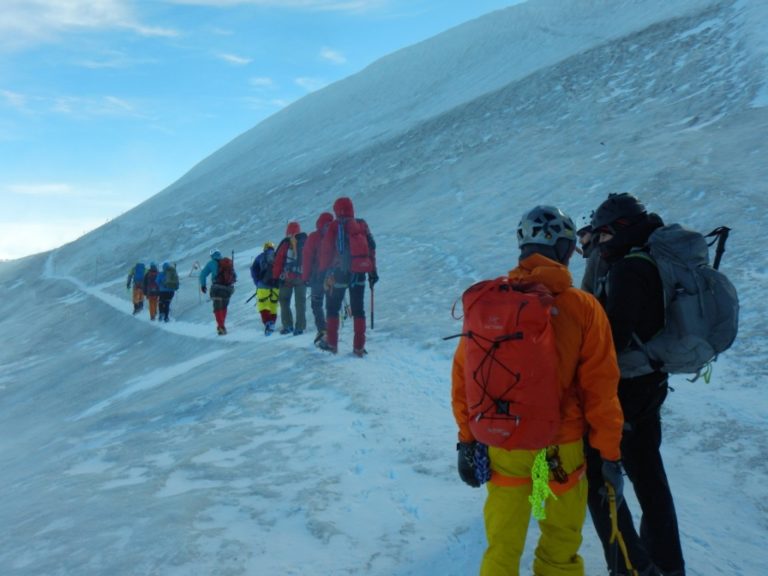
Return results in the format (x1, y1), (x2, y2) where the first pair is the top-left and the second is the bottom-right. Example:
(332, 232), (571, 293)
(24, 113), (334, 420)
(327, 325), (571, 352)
(314, 330), (326, 344)
(317, 339), (337, 354)
(293, 329), (303, 336)
(217, 326), (227, 335)
(265, 321), (275, 336)
(279, 326), (293, 335)
(353, 348), (368, 358)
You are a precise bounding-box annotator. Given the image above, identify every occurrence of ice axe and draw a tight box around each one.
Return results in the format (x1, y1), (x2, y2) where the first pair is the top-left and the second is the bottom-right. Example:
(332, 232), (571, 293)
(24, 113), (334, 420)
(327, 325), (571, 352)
(706, 226), (731, 270)
(370, 285), (375, 330)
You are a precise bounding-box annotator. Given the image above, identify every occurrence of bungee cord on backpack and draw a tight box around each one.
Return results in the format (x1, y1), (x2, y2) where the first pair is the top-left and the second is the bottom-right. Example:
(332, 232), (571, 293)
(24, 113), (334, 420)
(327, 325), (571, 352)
(462, 330), (524, 419)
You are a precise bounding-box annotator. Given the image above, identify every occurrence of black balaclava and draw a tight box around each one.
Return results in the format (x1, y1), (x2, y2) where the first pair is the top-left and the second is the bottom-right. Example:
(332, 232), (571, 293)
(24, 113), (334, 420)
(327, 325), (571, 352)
(598, 212), (664, 263)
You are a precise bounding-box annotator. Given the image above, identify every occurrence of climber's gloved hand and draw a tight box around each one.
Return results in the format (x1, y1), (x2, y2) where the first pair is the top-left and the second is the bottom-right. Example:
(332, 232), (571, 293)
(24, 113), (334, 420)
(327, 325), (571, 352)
(457, 441), (481, 488)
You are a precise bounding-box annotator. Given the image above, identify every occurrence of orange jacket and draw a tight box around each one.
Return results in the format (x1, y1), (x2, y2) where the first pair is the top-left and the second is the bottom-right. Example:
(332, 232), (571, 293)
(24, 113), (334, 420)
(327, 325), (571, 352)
(451, 253), (623, 461)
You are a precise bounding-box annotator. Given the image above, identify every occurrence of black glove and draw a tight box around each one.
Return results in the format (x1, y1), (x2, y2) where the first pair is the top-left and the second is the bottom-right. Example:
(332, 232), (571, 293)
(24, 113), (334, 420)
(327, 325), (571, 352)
(201, 285), (207, 294)
(601, 459), (624, 506)
(368, 270), (379, 289)
(457, 442), (481, 488)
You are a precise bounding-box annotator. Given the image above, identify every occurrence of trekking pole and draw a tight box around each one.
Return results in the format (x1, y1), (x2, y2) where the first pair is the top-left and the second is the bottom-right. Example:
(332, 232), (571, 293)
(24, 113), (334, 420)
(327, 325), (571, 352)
(245, 291), (257, 304)
(706, 226), (731, 270)
(370, 285), (375, 330)
(606, 484), (638, 576)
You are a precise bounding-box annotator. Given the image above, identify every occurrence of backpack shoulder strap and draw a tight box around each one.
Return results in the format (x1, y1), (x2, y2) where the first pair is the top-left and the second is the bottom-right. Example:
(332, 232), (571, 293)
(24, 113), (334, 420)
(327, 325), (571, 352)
(624, 249), (656, 266)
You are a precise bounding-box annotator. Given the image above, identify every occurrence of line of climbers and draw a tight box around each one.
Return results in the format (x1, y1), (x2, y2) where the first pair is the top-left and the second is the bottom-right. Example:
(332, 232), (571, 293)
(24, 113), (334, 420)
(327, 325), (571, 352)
(247, 196), (378, 356)
(449, 194), (738, 576)
(126, 261), (180, 322)
(124, 196), (378, 357)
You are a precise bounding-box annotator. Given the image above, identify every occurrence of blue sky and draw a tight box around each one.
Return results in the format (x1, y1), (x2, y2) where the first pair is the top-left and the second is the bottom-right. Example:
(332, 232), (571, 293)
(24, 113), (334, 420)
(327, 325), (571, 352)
(0, 0), (523, 260)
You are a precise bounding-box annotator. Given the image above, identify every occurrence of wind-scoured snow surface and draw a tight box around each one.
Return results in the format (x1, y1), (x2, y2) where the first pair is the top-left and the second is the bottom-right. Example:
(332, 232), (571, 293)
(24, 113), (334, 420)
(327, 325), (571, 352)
(1, 1), (767, 574)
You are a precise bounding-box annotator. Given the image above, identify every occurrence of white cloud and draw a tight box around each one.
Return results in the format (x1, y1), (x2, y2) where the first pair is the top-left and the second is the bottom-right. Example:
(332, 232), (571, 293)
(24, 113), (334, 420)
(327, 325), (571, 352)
(103, 96), (135, 113)
(3, 89), (140, 118)
(129, 24), (178, 38)
(50, 97), (76, 115)
(320, 47), (347, 64)
(5, 183), (76, 196)
(217, 53), (252, 65)
(0, 0), (178, 50)
(47, 95), (141, 117)
(164, 0), (387, 12)
(294, 77), (328, 92)
(1, 89), (27, 109)
(2, 182), (76, 196)
(242, 96), (292, 111)
(75, 51), (158, 69)
(248, 77), (274, 88)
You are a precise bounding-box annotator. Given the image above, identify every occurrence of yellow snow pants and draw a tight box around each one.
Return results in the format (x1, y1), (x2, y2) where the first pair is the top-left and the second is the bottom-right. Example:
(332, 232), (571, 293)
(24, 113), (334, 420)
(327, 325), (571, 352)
(256, 288), (279, 316)
(481, 439), (587, 576)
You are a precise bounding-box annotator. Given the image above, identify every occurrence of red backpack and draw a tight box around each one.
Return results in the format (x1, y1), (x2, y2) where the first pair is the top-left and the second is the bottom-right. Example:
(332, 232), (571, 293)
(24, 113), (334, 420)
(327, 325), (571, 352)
(215, 257), (236, 286)
(334, 218), (374, 274)
(452, 278), (561, 450)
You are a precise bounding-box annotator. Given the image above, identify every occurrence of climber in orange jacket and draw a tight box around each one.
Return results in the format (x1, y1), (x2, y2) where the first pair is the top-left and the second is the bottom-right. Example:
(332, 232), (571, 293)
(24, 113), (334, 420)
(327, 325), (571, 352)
(451, 205), (624, 576)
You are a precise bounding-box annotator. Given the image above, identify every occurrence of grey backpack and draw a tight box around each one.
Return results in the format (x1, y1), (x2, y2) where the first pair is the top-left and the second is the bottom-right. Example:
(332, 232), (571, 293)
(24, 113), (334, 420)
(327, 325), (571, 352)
(624, 224), (739, 379)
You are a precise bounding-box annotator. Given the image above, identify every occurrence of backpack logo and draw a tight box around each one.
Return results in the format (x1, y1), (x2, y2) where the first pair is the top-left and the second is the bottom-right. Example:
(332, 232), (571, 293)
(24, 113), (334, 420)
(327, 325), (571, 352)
(625, 224), (739, 379)
(215, 257), (236, 286)
(446, 279), (561, 450)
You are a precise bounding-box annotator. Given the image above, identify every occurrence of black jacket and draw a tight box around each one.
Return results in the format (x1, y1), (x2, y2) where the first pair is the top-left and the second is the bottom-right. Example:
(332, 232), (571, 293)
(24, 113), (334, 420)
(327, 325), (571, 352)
(602, 255), (664, 353)
(597, 213), (668, 423)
